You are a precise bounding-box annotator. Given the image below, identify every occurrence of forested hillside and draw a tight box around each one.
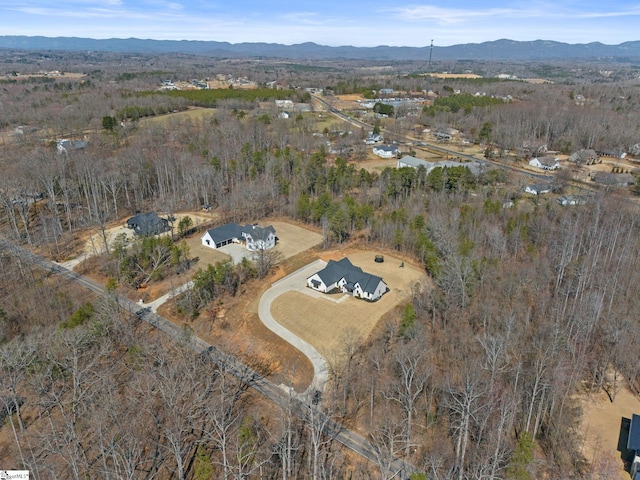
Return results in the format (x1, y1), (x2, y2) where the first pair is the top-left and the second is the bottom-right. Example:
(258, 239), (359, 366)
(1, 52), (639, 479)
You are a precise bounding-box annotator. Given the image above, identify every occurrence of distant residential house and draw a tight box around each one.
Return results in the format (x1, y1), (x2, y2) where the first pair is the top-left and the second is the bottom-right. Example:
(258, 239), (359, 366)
(529, 156), (560, 170)
(57, 139), (88, 154)
(556, 195), (590, 206)
(397, 156), (433, 170)
(438, 160), (483, 176)
(373, 144), (399, 158)
(524, 183), (553, 195)
(396, 156), (483, 176)
(364, 133), (383, 145)
(202, 223), (276, 251)
(434, 131), (452, 141)
(591, 172), (635, 187)
(596, 148), (626, 159)
(275, 99), (294, 109)
(306, 257), (387, 301)
(568, 149), (600, 165)
(126, 212), (171, 236)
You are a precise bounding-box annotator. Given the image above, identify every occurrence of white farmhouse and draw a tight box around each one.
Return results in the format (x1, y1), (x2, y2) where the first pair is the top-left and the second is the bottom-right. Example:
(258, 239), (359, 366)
(529, 156), (560, 170)
(307, 258), (387, 301)
(373, 144), (399, 158)
(202, 223), (276, 251)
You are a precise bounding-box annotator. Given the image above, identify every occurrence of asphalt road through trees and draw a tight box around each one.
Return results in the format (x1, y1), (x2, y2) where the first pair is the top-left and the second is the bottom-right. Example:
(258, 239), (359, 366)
(0, 237), (416, 478)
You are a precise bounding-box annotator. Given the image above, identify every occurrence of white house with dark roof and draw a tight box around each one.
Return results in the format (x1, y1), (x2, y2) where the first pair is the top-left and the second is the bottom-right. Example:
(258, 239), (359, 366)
(202, 223), (276, 251)
(529, 156), (560, 170)
(306, 257), (387, 301)
(524, 183), (553, 195)
(373, 144), (399, 158)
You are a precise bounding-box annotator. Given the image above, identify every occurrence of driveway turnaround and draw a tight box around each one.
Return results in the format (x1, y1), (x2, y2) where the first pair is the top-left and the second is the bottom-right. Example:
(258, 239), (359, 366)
(258, 260), (329, 395)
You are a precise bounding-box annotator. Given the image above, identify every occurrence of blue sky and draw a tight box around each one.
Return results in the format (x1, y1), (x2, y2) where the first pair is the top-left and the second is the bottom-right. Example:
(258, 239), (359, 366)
(2, 0), (638, 47)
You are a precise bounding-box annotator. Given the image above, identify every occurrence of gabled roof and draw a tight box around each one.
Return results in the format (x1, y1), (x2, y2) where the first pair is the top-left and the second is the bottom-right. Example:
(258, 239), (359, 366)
(206, 223), (276, 244)
(568, 149), (598, 162)
(312, 258), (384, 294)
(398, 156), (433, 169)
(525, 183), (553, 193)
(374, 144), (399, 152)
(531, 156), (559, 166)
(591, 172), (635, 186)
(242, 224), (275, 242)
(127, 212), (169, 236)
(205, 223), (243, 244)
(315, 258), (358, 286)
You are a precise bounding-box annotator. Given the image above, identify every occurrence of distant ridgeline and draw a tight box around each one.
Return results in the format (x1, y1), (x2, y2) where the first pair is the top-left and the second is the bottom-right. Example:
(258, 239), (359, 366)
(0, 36), (639, 60)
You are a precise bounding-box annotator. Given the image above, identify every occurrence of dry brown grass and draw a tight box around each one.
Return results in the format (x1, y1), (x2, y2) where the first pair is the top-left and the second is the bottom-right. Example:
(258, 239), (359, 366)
(141, 107), (217, 126)
(270, 251), (426, 360)
(185, 220), (323, 271)
(426, 73), (483, 79)
(578, 382), (640, 479)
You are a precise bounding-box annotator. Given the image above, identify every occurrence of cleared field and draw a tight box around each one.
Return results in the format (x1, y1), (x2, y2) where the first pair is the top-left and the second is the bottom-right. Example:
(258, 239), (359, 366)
(141, 107), (217, 125)
(185, 220), (323, 268)
(270, 251), (426, 360)
(426, 73), (483, 79)
(81, 212), (215, 257)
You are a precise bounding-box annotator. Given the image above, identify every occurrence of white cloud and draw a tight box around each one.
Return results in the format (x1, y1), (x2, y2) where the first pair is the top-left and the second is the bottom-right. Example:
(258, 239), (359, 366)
(280, 12), (325, 25)
(387, 5), (518, 24)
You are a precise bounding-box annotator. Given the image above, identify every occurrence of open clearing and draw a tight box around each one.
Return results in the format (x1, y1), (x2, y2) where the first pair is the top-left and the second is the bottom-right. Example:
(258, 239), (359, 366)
(579, 384), (640, 479)
(426, 73), (483, 79)
(79, 211), (216, 259)
(270, 250), (427, 361)
(185, 220), (323, 269)
(141, 107), (218, 125)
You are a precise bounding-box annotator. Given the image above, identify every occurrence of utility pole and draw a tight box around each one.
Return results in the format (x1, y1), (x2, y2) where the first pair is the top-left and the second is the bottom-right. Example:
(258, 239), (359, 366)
(425, 39), (434, 95)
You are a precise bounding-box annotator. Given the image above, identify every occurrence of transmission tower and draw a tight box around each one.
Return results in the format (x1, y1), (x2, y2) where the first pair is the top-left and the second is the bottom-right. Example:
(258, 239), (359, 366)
(425, 39), (434, 94)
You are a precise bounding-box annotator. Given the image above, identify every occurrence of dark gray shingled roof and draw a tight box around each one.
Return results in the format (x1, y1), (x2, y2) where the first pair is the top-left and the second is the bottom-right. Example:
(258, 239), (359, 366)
(628, 414), (640, 451)
(126, 212), (170, 236)
(205, 223), (276, 245)
(314, 258), (383, 294)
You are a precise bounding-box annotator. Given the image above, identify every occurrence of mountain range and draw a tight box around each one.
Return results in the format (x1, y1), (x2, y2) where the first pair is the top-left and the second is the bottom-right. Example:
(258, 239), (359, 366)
(0, 36), (639, 61)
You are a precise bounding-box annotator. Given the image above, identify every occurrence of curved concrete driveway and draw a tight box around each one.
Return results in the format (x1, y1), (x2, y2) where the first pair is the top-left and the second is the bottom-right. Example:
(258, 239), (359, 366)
(258, 260), (329, 395)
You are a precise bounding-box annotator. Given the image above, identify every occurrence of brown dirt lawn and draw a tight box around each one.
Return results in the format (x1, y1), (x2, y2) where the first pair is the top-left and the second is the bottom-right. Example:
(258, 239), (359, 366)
(578, 383), (640, 479)
(270, 251), (426, 361)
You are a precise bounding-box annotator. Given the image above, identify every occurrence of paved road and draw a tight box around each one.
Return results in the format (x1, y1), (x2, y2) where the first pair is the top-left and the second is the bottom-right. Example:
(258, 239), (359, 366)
(143, 280), (194, 312)
(311, 93), (553, 182)
(0, 237), (416, 478)
(258, 259), (329, 395)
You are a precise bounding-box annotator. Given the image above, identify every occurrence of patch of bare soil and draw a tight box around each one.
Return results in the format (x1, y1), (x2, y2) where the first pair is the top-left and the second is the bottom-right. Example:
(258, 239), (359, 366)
(578, 381), (640, 479)
(158, 278), (314, 393)
(272, 249), (427, 362)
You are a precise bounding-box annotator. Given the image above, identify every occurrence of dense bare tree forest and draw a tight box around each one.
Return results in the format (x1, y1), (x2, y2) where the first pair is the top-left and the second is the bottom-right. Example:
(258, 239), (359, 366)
(1, 51), (640, 479)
